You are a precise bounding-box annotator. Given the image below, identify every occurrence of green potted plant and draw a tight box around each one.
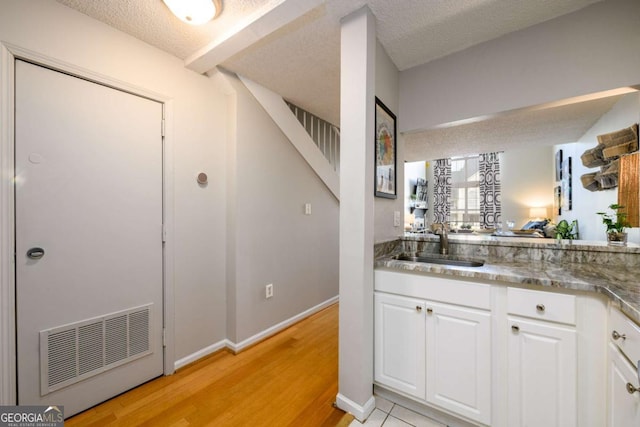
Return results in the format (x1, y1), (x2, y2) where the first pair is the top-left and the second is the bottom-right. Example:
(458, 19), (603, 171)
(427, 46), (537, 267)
(596, 203), (629, 246)
(554, 219), (579, 240)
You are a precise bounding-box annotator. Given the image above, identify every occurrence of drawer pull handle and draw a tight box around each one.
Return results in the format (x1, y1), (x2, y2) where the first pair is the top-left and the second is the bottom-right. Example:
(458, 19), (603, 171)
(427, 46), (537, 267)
(416, 306), (422, 312)
(626, 383), (640, 394)
(511, 325), (520, 333)
(612, 330), (626, 341)
(536, 304), (545, 312)
(426, 308), (433, 314)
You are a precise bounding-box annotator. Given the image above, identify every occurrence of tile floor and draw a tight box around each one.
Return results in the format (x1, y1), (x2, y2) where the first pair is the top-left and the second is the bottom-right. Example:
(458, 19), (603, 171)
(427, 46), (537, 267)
(348, 396), (447, 427)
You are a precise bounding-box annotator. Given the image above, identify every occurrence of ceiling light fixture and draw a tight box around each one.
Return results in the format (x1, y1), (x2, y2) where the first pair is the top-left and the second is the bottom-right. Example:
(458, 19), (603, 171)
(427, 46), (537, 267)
(163, 0), (222, 26)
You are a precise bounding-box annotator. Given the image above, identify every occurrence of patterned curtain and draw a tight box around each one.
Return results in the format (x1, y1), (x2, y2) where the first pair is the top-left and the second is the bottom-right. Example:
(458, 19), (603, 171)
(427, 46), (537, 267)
(433, 158), (451, 223)
(479, 152), (502, 227)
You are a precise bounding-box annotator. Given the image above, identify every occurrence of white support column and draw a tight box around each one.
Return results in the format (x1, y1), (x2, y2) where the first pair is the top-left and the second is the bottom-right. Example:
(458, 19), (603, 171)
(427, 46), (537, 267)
(336, 6), (376, 422)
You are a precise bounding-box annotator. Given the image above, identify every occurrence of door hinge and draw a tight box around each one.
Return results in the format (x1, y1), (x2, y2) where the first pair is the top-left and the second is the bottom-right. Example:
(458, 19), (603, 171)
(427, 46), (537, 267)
(161, 119), (166, 137)
(162, 224), (167, 243)
(162, 329), (166, 347)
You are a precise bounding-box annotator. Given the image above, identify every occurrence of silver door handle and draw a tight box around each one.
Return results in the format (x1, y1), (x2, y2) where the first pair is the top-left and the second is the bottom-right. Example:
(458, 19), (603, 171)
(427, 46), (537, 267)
(26, 247), (45, 259)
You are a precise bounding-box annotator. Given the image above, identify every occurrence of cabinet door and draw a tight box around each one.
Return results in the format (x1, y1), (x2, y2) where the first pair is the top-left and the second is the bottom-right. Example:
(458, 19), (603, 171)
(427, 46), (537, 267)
(608, 343), (640, 427)
(425, 302), (491, 425)
(374, 293), (426, 399)
(508, 317), (577, 427)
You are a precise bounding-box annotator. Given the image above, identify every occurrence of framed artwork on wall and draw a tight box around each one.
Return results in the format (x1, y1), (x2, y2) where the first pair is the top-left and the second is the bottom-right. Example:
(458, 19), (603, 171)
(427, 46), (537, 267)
(554, 185), (562, 216)
(555, 149), (563, 181)
(561, 156), (572, 211)
(375, 97), (397, 199)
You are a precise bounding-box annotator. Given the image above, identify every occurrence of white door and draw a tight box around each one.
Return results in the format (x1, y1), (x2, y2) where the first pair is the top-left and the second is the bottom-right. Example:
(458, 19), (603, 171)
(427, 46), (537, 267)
(15, 60), (164, 417)
(374, 292), (426, 399)
(507, 317), (577, 427)
(425, 301), (491, 425)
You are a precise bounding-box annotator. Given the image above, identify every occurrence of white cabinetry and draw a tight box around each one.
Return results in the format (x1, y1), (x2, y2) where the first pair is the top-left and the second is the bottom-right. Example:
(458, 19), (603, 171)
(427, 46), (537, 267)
(374, 269), (607, 427)
(374, 270), (492, 425)
(506, 287), (577, 427)
(507, 318), (577, 427)
(426, 302), (491, 425)
(374, 293), (426, 399)
(608, 308), (640, 427)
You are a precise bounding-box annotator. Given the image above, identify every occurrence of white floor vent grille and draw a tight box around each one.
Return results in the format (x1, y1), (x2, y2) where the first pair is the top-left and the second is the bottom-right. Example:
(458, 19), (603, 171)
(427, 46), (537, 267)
(40, 304), (153, 396)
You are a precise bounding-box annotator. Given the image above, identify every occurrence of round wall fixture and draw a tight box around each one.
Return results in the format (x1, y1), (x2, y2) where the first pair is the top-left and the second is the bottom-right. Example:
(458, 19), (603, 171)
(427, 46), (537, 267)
(197, 172), (208, 185)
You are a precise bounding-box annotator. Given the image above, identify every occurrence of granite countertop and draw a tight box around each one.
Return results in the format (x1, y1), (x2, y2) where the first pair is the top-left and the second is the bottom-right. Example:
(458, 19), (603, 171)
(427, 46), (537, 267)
(376, 254), (640, 325)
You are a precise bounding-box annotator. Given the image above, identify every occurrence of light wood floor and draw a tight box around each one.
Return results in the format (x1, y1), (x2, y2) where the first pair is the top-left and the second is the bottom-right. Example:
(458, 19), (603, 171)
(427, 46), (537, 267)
(66, 303), (352, 426)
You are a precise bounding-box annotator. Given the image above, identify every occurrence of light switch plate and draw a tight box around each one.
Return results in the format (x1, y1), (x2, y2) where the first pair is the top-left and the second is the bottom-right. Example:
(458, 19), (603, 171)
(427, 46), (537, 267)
(305, 203), (312, 215)
(394, 211), (401, 227)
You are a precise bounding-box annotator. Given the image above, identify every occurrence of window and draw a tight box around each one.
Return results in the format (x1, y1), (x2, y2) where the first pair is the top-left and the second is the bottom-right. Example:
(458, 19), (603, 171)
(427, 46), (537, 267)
(450, 155), (480, 228)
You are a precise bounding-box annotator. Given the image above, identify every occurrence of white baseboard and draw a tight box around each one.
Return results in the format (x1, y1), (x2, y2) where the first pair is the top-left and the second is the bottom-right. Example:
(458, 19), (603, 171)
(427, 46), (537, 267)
(228, 295), (339, 353)
(174, 339), (230, 370)
(174, 296), (339, 371)
(336, 393), (376, 422)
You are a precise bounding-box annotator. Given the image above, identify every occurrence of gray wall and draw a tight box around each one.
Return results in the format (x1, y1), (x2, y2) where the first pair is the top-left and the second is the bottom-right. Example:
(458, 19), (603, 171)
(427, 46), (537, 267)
(399, 0), (640, 132)
(224, 73), (339, 343)
(375, 41), (403, 242)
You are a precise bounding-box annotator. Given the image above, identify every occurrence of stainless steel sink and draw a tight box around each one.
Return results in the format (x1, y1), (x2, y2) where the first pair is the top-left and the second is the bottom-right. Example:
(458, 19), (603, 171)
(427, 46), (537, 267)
(393, 254), (485, 267)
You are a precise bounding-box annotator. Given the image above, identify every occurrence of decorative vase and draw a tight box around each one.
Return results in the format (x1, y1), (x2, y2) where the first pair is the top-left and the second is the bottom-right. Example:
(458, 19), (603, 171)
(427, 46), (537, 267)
(606, 230), (627, 246)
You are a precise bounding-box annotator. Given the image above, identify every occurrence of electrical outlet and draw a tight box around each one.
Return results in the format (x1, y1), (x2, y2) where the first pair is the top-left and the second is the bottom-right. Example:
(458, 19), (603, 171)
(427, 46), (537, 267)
(304, 203), (312, 215)
(266, 283), (274, 299)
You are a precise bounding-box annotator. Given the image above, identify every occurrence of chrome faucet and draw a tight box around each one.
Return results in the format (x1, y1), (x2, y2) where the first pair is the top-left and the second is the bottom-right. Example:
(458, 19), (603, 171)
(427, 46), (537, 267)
(436, 223), (449, 255)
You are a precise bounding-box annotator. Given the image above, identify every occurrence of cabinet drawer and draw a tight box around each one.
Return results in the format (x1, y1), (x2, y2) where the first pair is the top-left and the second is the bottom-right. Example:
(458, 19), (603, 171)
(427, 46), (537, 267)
(610, 307), (640, 365)
(375, 269), (491, 309)
(507, 287), (576, 325)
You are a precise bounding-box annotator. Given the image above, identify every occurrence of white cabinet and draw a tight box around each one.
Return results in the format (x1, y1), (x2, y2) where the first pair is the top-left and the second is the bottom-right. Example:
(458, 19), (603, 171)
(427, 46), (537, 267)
(506, 287), (577, 427)
(374, 269), (607, 427)
(608, 343), (640, 426)
(507, 317), (577, 427)
(374, 270), (492, 425)
(608, 307), (640, 427)
(374, 293), (426, 399)
(426, 302), (491, 425)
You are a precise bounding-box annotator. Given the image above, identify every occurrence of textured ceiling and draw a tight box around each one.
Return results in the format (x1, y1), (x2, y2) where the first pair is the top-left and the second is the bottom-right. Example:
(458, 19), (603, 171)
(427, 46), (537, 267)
(220, 0), (604, 125)
(55, 0), (284, 60)
(55, 0), (603, 127)
(404, 94), (625, 162)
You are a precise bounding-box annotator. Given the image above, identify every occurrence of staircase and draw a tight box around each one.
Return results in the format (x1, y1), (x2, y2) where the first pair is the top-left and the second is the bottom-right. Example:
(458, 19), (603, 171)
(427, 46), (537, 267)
(238, 74), (339, 199)
(285, 101), (340, 173)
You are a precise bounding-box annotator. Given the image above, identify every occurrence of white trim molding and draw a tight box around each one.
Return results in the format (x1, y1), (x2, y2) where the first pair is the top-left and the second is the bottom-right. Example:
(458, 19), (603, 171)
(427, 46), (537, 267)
(174, 296), (339, 371)
(336, 393), (376, 422)
(229, 296), (339, 353)
(0, 42), (17, 406)
(174, 339), (230, 371)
